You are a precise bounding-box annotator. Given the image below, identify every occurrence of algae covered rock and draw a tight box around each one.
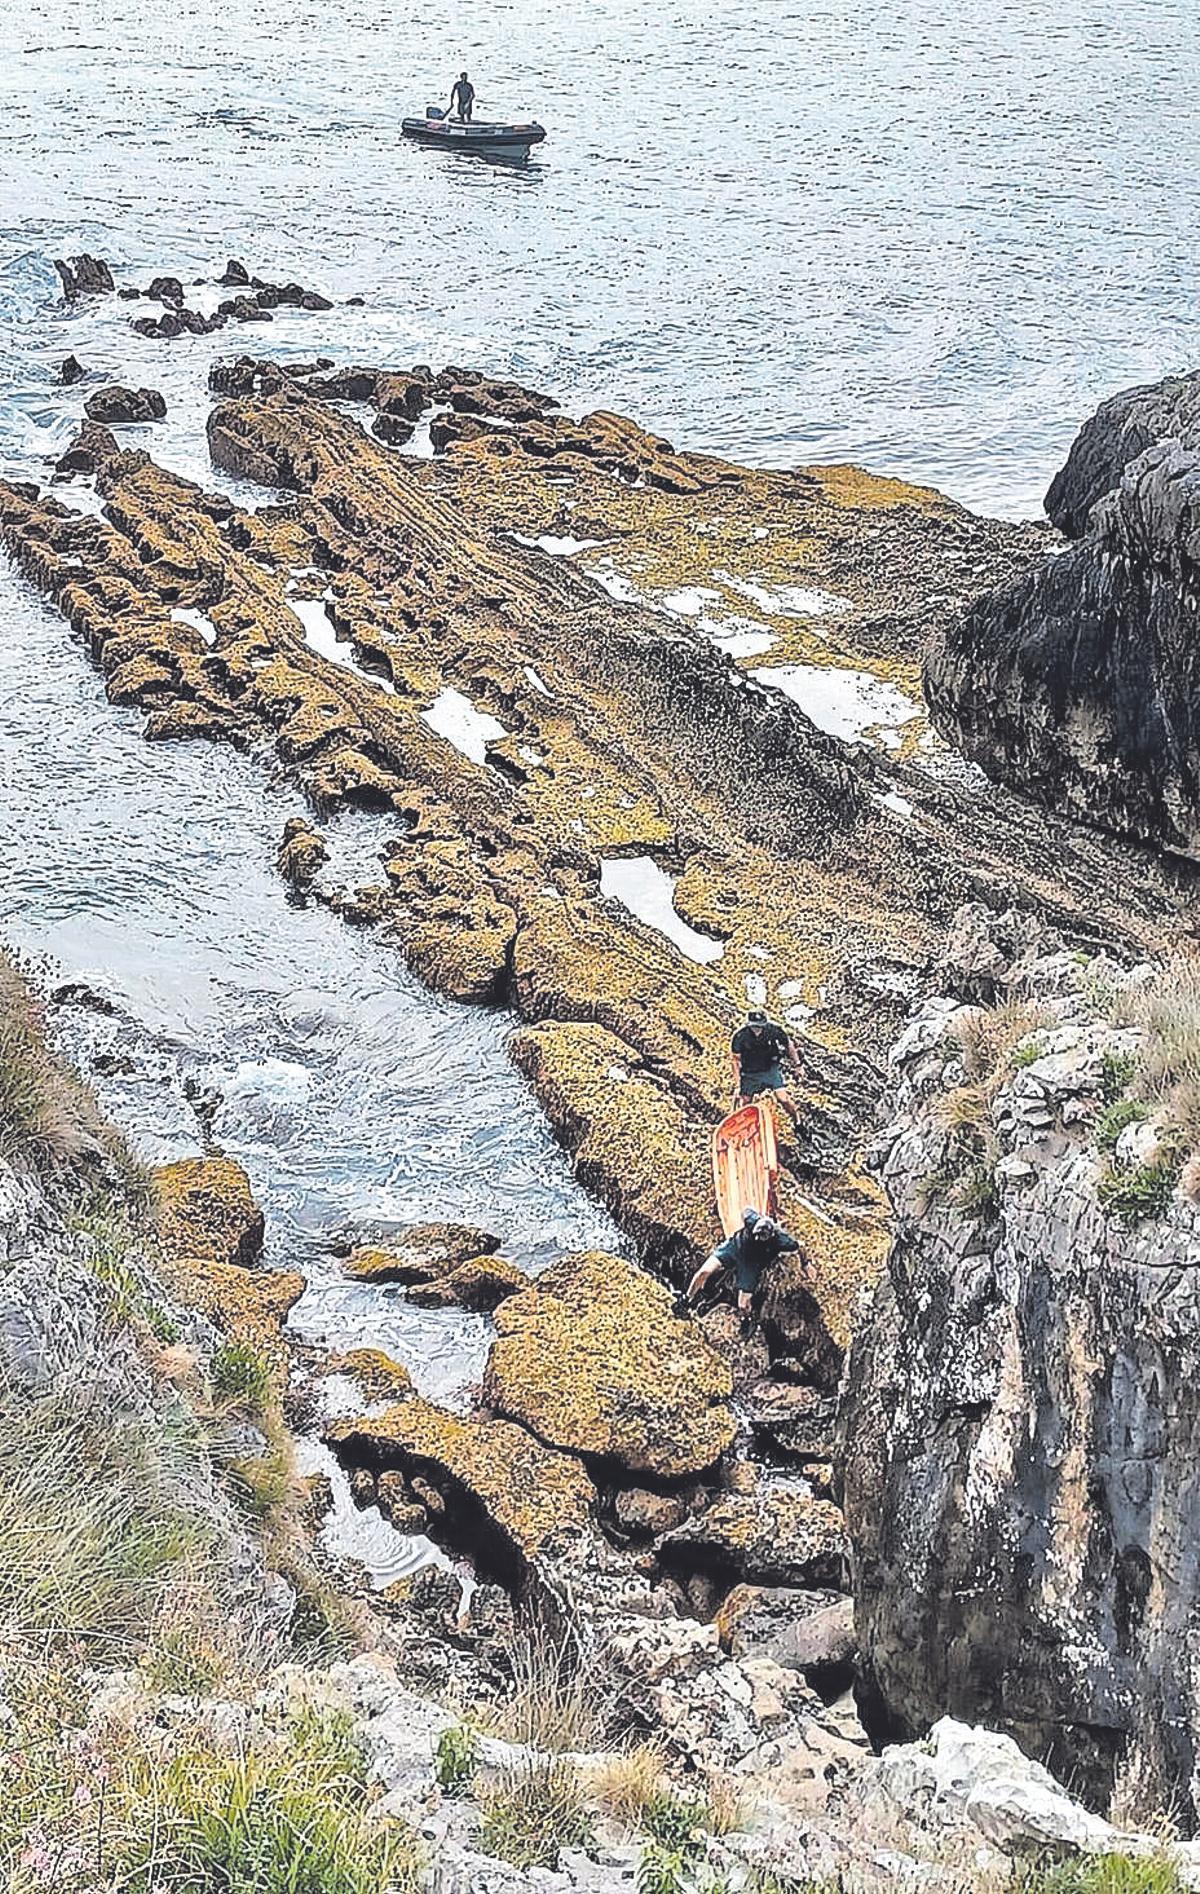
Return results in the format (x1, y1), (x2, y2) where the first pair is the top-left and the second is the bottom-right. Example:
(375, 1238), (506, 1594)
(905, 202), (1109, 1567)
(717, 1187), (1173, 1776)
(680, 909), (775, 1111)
(659, 1487), (848, 1589)
(84, 385), (167, 425)
(154, 1156), (264, 1269)
(483, 1250), (735, 1480)
(325, 1395), (594, 1574)
(406, 1254), (525, 1311)
(341, 1222), (500, 1284)
(277, 816), (327, 887)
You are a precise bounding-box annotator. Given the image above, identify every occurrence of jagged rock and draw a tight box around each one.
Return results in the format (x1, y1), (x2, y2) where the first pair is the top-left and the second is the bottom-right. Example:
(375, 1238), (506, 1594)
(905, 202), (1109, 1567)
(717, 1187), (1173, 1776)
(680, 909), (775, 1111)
(372, 412), (414, 446)
(927, 440), (1200, 852)
(659, 1487), (848, 1590)
(341, 1223), (501, 1284)
(147, 274), (185, 306)
(218, 258), (251, 286)
(324, 1348), (413, 1403)
(325, 1395), (595, 1579)
(59, 355), (85, 386)
(406, 1254), (526, 1311)
(84, 384), (167, 425)
(844, 949), (1200, 1823)
(744, 1379), (838, 1463)
(54, 421), (119, 477)
(277, 815), (327, 886)
(482, 1251), (736, 1480)
(219, 295), (273, 323)
(1046, 367), (1200, 537)
(55, 254), (114, 299)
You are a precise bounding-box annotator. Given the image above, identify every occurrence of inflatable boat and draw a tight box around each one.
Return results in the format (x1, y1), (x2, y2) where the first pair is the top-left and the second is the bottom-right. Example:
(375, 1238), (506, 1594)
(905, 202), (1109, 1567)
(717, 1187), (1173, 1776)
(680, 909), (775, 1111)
(402, 108), (546, 159)
(712, 1101), (779, 1237)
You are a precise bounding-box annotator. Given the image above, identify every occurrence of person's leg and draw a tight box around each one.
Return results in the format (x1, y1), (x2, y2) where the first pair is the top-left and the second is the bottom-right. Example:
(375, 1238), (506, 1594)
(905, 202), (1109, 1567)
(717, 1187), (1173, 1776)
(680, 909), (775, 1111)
(685, 1258), (722, 1303)
(737, 1289), (756, 1336)
(772, 1083), (800, 1126)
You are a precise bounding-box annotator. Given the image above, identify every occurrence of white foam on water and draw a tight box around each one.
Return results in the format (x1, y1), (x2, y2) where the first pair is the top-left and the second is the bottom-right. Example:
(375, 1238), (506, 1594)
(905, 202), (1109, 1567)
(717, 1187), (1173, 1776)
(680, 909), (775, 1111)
(599, 856), (725, 965)
(751, 661), (919, 745)
(421, 686), (508, 765)
(397, 403), (453, 459)
(293, 1435), (452, 1590)
(511, 531), (606, 557)
(170, 605), (218, 646)
(716, 570), (853, 618)
(288, 590), (396, 694)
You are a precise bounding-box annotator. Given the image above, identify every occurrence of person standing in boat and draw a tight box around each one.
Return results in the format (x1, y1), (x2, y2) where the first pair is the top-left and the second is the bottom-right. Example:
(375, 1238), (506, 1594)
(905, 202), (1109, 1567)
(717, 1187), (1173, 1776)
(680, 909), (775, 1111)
(448, 72), (475, 122)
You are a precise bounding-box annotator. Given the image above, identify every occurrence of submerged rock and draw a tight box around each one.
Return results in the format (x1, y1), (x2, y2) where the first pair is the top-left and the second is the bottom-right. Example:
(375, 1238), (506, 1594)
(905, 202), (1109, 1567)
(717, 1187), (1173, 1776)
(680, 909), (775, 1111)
(482, 1250), (736, 1480)
(84, 385), (167, 425)
(341, 1222), (501, 1284)
(927, 440), (1200, 852)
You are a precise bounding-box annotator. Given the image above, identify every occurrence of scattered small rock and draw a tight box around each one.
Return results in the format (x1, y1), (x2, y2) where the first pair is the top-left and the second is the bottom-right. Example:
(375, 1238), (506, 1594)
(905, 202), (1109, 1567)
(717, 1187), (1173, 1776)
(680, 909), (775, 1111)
(59, 355), (86, 386)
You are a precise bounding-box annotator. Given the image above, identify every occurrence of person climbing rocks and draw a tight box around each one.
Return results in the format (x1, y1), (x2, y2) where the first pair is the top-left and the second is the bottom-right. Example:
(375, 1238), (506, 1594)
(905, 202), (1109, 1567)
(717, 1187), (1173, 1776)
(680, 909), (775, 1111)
(680, 1206), (808, 1337)
(448, 71), (476, 121)
(731, 1008), (799, 1119)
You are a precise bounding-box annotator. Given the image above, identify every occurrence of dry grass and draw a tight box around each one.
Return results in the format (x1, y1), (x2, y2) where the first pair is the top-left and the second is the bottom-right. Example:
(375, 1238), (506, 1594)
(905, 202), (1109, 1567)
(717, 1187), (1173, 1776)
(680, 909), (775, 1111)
(479, 1757), (594, 1871)
(486, 1621), (612, 1753)
(0, 955), (133, 1181)
(591, 1743), (669, 1828)
(1114, 953), (1200, 1158)
(952, 998), (1052, 1088)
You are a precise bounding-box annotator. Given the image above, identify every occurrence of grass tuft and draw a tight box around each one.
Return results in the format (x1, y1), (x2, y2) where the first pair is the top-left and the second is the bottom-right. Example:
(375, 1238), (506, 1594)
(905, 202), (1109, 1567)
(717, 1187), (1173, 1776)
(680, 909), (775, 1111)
(479, 1757), (594, 1870)
(434, 1723), (479, 1795)
(211, 1339), (273, 1411)
(1016, 1853), (1185, 1894)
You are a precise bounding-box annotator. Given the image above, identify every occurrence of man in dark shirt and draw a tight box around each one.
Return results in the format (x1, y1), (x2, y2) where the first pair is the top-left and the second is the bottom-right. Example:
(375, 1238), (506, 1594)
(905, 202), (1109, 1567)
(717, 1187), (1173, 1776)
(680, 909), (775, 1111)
(681, 1206), (809, 1335)
(448, 72), (476, 121)
(730, 1009), (799, 1118)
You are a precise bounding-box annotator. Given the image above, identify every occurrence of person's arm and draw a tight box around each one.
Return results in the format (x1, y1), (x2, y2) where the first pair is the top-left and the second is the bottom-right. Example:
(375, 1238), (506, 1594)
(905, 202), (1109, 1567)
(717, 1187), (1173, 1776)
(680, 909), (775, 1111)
(784, 1033), (801, 1070)
(777, 1229), (801, 1253)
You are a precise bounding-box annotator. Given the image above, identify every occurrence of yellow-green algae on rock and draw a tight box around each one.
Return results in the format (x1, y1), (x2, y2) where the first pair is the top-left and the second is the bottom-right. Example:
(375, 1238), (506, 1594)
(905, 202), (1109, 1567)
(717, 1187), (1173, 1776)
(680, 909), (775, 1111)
(153, 1155), (302, 1367)
(326, 1395), (595, 1568)
(483, 1250), (736, 1480)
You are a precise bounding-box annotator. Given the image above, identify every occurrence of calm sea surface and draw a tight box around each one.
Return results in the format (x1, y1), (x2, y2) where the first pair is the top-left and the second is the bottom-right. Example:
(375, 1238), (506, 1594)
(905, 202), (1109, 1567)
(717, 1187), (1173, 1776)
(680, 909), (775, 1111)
(1, 0), (1197, 513)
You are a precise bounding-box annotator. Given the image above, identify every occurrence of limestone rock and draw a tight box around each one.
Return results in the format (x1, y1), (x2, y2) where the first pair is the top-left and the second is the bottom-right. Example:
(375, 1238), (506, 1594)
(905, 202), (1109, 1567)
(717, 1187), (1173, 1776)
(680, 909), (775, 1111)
(406, 1253), (526, 1311)
(927, 439), (1200, 851)
(613, 1487), (691, 1538)
(325, 1395), (595, 1574)
(341, 1222), (501, 1284)
(716, 1586), (854, 1679)
(483, 1250), (735, 1480)
(84, 385), (167, 425)
(1046, 367), (1200, 537)
(659, 1488), (848, 1590)
(324, 1348), (413, 1403)
(844, 943), (1200, 1822)
(55, 422), (119, 477)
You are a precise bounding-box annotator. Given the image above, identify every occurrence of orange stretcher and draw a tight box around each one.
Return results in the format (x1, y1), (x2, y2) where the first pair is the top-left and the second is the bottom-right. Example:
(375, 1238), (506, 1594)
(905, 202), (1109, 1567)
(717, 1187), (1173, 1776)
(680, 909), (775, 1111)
(712, 1101), (779, 1238)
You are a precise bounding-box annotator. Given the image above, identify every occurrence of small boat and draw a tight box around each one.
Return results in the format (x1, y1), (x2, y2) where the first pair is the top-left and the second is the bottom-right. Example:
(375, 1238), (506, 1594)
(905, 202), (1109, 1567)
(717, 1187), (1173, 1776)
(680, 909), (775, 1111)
(402, 107), (546, 159)
(712, 1101), (779, 1238)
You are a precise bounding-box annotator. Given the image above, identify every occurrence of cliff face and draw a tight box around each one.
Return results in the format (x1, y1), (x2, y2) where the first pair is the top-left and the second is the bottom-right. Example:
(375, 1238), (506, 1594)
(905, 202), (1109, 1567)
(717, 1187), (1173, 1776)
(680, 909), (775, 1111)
(926, 439), (1200, 853)
(1045, 369), (1200, 537)
(843, 922), (1200, 1826)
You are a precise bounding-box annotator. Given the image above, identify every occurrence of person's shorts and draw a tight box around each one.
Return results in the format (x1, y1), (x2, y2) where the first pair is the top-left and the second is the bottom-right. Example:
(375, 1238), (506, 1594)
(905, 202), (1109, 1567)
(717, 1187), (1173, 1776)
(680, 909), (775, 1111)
(733, 1254), (765, 1294)
(742, 1063), (784, 1098)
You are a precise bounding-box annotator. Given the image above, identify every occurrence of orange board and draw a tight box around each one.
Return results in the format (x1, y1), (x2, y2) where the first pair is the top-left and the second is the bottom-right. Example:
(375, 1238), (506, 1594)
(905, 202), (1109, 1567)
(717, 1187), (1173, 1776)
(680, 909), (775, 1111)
(712, 1101), (779, 1238)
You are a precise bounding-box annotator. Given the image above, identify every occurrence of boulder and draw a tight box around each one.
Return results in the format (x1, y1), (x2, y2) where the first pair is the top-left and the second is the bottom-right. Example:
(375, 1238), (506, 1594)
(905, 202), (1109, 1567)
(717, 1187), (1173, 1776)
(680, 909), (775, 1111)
(325, 1395), (595, 1578)
(659, 1488), (848, 1590)
(716, 1586), (856, 1680)
(154, 1156), (264, 1269)
(54, 254), (114, 300)
(1046, 367), (1200, 537)
(276, 816), (327, 887)
(84, 385), (167, 425)
(482, 1250), (736, 1480)
(406, 1254), (525, 1311)
(54, 422), (119, 477)
(927, 441), (1200, 853)
(612, 1486), (691, 1538)
(323, 1348), (413, 1403)
(218, 258), (251, 286)
(59, 355), (85, 386)
(744, 1379), (839, 1464)
(146, 274), (185, 306)
(341, 1222), (501, 1284)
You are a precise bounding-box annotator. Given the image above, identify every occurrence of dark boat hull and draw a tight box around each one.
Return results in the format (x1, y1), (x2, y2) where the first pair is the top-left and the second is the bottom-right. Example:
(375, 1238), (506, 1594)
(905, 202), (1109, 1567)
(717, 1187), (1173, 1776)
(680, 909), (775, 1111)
(401, 117), (546, 157)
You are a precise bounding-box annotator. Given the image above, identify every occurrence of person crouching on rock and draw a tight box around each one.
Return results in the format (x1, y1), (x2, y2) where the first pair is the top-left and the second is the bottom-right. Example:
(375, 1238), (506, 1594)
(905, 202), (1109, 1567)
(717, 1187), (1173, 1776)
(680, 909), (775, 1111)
(680, 1207), (806, 1337)
(731, 1009), (799, 1122)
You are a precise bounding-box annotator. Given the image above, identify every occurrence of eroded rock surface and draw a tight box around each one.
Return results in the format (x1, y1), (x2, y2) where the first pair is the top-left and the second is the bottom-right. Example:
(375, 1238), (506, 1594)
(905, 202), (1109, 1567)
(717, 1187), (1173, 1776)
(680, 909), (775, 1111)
(844, 929), (1200, 1825)
(1046, 367), (1200, 536)
(928, 438), (1200, 852)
